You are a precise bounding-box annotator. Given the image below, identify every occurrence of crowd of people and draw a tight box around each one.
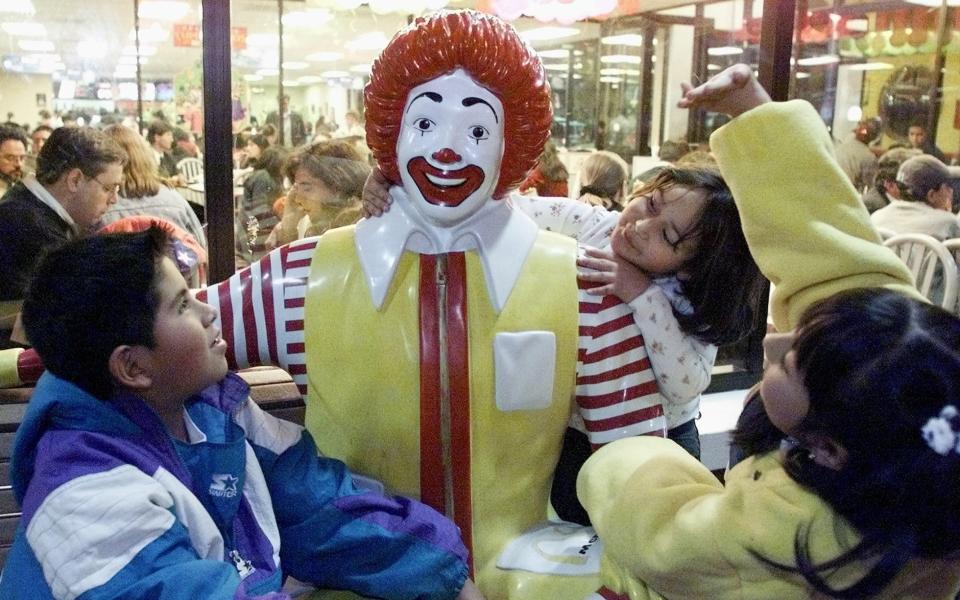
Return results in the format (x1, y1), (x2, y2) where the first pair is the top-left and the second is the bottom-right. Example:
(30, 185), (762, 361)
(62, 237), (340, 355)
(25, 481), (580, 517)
(0, 8), (960, 600)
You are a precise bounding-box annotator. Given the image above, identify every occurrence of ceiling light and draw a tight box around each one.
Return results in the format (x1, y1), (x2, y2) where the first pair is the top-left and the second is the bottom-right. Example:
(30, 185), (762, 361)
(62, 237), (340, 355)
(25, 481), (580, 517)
(0, 1), (35, 14)
(321, 70), (350, 78)
(282, 61), (309, 70)
(845, 62), (894, 71)
(600, 68), (630, 76)
(599, 76), (623, 83)
(601, 34), (643, 46)
(707, 46), (743, 56)
(256, 68), (279, 76)
(18, 39), (53, 52)
(600, 54), (642, 65)
(520, 27), (579, 42)
(138, 1), (190, 21)
(1, 22), (46, 36)
(282, 80), (301, 87)
(243, 74), (263, 82)
(796, 55), (839, 66)
(845, 18), (868, 32)
(246, 33), (279, 47)
(281, 9), (333, 27)
(298, 75), (324, 83)
(129, 24), (168, 43)
(78, 40), (108, 60)
(543, 63), (569, 71)
(122, 45), (157, 56)
(307, 51), (343, 62)
(538, 49), (570, 59)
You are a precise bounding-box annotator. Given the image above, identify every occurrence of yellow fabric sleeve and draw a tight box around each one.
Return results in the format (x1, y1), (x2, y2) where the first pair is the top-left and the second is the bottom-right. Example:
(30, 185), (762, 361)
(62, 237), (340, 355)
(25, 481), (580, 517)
(0, 348), (23, 389)
(710, 100), (922, 331)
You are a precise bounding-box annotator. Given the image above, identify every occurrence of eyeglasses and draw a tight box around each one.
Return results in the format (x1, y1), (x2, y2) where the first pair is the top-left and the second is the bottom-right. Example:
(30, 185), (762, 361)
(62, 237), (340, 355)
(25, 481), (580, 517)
(87, 174), (122, 195)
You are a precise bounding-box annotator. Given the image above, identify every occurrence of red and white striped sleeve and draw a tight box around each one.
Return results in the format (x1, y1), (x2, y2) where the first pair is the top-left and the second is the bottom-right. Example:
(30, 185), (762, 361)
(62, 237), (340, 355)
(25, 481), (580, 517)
(576, 281), (667, 450)
(197, 238), (316, 396)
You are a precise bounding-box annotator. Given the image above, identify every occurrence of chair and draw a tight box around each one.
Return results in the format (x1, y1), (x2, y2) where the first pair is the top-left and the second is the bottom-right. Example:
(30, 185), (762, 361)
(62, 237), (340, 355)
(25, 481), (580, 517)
(884, 233), (959, 311)
(875, 227), (897, 241)
(176, 157), (204, 184)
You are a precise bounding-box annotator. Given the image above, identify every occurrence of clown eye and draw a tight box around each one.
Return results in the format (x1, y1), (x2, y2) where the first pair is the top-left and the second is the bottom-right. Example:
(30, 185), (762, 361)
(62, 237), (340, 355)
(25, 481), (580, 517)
(413, 118), (435, 134)
(468, 125), (489, 143)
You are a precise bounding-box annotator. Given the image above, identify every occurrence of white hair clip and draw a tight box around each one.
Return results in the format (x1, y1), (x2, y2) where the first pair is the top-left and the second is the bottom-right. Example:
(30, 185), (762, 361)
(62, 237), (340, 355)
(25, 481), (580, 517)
(922, 405), (960, 456)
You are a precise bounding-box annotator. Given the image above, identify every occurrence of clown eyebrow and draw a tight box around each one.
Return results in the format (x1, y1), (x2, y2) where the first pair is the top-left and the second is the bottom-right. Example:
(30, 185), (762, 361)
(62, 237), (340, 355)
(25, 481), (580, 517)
(406, 92), (442, 111)
(462, 97), (499, 122)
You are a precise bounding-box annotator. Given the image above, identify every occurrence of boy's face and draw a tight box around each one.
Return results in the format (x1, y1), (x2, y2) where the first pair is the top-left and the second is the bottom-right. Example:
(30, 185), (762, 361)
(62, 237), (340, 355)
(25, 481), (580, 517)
(145, 257), (227, 402)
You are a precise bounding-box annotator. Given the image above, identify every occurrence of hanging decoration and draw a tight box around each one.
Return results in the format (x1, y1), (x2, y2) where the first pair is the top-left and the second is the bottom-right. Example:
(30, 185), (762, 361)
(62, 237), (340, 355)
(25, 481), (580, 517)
(490, 0), (618, 25)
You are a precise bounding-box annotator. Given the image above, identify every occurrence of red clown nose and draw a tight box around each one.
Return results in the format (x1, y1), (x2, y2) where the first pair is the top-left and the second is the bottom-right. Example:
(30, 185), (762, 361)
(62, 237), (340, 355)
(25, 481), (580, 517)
(431, 148), (462, 164)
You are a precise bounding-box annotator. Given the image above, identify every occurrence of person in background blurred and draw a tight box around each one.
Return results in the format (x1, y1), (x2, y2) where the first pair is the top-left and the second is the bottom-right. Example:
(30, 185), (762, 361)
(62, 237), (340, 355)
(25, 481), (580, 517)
(909, 120), (947, 164)
(171, 127), (200, 163)
(0, 125), (29, 199)
(578, 150), (628, 210)
(871, 154), (960, 240)
(25, 125), (53, 175)
(240, 134), (270, 170)
(519, 139), (568, 198)
(238, 145), (288, 266)
(835, 117), (881, 194)
(862, 147), (921, 213)
(146, 120), (179, 180)
(267, 140), (368, 248)
(99, 124), (206, 251)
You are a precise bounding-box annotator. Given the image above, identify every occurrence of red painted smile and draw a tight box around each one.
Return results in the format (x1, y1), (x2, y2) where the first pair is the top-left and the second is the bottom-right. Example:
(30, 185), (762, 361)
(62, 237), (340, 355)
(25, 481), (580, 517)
(407, 156), (485, 207)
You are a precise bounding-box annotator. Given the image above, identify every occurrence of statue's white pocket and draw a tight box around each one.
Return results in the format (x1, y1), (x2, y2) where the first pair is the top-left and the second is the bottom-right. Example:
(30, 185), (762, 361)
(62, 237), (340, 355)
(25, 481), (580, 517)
(494, 331), (556, 411)
(496, 521), (603, 576)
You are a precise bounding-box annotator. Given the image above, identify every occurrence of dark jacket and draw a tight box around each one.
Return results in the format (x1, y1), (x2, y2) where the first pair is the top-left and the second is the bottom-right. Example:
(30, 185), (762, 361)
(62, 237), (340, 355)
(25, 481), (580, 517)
(0, 182), (75, 300)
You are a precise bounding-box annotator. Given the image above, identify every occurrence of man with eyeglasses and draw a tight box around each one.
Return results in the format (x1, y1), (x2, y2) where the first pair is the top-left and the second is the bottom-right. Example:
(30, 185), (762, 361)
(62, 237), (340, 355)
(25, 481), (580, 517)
(0, 125), (29, 199)
(0, 126), (126, 302)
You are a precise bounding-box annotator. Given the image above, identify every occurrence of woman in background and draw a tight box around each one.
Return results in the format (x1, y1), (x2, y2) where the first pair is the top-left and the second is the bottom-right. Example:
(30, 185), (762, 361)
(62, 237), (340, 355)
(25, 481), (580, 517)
(519, 139), (569, 198)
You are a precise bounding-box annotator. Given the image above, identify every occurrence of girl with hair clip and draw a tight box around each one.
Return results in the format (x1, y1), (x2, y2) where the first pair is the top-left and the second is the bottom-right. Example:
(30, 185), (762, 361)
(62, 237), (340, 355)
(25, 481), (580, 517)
(576, 65), (960, 599)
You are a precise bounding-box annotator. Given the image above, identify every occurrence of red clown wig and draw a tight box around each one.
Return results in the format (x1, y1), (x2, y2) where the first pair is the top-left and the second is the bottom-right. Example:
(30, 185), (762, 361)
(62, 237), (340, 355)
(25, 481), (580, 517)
(364, 10), (553, 200)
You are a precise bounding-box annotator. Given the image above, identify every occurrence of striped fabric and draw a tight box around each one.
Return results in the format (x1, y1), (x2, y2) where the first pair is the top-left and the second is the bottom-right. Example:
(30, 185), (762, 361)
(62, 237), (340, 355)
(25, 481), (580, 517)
(199, 239), (666, 449)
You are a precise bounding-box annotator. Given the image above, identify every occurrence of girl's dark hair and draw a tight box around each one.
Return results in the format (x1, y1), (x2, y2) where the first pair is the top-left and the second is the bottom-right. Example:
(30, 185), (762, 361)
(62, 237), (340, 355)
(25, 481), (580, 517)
(635, 167), (765, 345)
(22, 229), (170, 399)
(765, 288), (960, 597)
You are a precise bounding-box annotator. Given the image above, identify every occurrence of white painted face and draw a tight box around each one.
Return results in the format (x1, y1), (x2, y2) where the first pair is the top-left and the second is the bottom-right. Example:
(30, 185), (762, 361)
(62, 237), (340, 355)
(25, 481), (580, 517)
(396, 68), (505, 225)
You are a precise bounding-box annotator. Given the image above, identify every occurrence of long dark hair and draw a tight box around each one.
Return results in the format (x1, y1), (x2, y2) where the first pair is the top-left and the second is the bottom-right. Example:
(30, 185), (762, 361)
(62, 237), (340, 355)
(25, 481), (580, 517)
(760, 289), (960, 597)
(634, 167), (765, 345)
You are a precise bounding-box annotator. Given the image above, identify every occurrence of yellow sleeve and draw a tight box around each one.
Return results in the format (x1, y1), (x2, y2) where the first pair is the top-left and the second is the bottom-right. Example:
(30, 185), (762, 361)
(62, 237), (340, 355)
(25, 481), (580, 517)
(710, 100), (922, 331)
(578, 437), (735, 593)
(0, 348), (23, 389)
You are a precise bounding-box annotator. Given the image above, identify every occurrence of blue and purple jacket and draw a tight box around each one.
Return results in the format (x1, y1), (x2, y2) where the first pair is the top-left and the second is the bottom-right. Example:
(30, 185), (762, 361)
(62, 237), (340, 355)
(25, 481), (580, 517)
(0, 372), (468, 600)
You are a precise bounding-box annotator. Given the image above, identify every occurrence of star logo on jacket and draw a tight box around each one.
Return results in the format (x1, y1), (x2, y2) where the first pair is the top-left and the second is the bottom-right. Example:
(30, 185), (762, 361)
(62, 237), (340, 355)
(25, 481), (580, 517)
(209, 473), (239, 498)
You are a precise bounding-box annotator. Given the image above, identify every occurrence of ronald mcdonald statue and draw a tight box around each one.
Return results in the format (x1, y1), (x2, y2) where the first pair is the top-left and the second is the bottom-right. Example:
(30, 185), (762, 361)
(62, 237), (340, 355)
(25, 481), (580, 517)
(1, 10), (669, 600)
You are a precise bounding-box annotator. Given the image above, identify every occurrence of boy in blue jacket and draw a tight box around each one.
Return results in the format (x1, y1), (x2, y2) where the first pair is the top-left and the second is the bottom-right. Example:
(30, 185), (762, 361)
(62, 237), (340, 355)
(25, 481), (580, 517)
(0, 228), (481, 600)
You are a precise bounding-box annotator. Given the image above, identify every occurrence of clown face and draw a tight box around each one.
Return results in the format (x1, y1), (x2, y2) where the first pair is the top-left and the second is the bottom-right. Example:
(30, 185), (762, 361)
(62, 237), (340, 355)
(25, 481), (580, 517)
(397, 68), (505, 225)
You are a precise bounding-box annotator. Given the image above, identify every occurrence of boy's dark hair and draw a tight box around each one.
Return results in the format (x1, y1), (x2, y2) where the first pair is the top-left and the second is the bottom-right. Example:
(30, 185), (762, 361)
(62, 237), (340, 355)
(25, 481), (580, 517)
(255, 146), (289, 183)
(760, 288), (960, 597)
(35, 126), (127, 185)
(635, 167), (765, 345)
(22, 229), (169, 399)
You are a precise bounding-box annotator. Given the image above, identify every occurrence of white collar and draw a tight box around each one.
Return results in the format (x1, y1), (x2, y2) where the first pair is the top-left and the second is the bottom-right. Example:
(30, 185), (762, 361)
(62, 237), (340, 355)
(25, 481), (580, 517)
(22, 174), (78, 234)
(354, 187), (538, 314)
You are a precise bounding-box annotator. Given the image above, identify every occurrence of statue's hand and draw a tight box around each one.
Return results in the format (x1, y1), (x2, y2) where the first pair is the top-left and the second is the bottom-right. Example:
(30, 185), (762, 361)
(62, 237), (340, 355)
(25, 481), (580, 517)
(677, 63), (771, 118)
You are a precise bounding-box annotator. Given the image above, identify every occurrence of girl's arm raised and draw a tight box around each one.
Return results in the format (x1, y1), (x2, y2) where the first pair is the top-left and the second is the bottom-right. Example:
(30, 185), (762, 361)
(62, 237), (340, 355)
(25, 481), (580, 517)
(682, 65), (921, 331)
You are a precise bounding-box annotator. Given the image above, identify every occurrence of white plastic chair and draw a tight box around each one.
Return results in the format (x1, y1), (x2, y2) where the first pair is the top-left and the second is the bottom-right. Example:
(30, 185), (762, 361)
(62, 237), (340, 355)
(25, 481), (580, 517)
(942, 238), (960, 313)
(176, 157), (204, 184)
(884, 233), (959, 311)
(875, 227), (897, 241)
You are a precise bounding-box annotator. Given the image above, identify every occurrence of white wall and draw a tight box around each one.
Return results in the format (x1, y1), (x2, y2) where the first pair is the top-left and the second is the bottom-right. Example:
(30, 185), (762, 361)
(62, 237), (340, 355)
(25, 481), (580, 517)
(0, 71), (53, 128)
